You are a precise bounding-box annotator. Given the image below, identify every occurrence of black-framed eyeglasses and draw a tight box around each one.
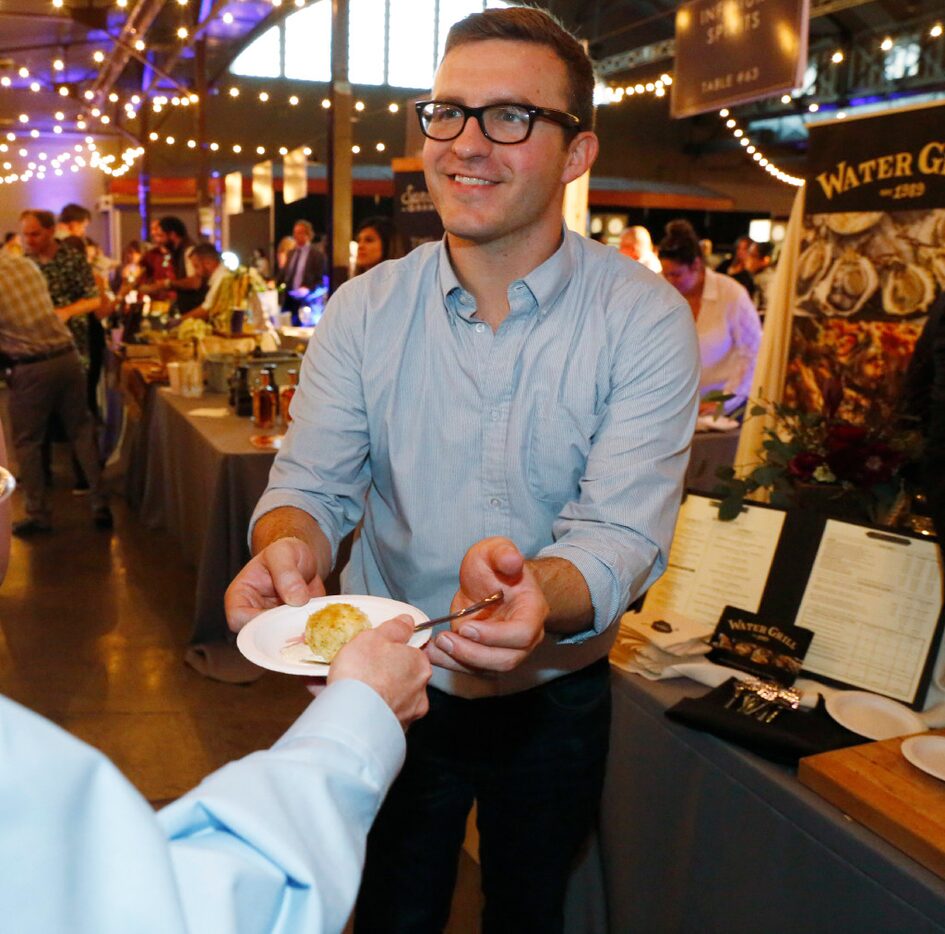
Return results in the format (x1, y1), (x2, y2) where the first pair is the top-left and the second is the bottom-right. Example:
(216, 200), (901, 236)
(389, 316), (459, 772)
(415, 100), (582, 145)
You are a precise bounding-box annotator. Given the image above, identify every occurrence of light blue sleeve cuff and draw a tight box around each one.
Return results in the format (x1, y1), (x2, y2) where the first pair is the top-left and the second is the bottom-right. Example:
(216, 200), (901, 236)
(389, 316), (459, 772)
(535, 540), (626, 644)
(278, 680), (406, 788)
(249, 489), (347, 566)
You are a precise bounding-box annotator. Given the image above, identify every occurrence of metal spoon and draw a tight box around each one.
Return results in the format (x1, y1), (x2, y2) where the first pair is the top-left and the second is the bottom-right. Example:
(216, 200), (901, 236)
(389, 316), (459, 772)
(413, 591), (504, 632)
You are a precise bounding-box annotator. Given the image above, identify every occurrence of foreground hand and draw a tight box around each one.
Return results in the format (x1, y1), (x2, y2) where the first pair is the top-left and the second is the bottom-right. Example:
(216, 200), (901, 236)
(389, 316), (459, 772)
(329, 616), (432, 729)
(225, 536), (326, 632)
(426, 537), (549, 674)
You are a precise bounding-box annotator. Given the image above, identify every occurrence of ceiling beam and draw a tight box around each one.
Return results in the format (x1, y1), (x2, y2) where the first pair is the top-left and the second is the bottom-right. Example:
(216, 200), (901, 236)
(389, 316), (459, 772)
(88, 0), (165, 103)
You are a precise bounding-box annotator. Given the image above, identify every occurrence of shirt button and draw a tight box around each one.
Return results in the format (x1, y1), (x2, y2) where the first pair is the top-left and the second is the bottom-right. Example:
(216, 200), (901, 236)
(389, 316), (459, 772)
(489, 497), (501, 509)
(475, 323), (486, 333)
(491, 408), (500, 421)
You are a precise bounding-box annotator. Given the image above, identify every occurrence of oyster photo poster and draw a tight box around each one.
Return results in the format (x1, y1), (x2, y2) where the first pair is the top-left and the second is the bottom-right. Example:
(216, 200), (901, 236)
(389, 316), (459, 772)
(786, 103), (944, 424)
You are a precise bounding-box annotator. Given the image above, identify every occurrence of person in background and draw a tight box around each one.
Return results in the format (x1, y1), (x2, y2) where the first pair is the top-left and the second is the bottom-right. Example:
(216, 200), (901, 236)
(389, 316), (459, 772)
(251, 247), (271, 279)
(276, 220), (325, 324)
(660, 218), (761, 415)
(150, 216), (206, 314)
(58, 203), (92, 241)
(618, 225), (661, 273)
(3, 232), (23, 256)
(58, 206), (109, 423)
(699, 238), (716, 267)
(113, 240), (143, 295)
(226, 8), (698, 931)
(717, 234), (751, 276)
(21, 210), (104, 411)
(354, 216), (405, 275)
(745, 240), (776, 317)
(182, 244), (266, 331)
(275, 235), (295, 276)
(0, 415), (433, 931)
(0, 251), (111, 534)
(138, 220), (173, 295)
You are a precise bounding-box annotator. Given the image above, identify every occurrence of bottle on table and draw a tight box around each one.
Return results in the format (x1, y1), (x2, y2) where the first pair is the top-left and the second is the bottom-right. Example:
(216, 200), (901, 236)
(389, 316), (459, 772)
(252, 367), (278, 429)
(280, 369), (298, 426)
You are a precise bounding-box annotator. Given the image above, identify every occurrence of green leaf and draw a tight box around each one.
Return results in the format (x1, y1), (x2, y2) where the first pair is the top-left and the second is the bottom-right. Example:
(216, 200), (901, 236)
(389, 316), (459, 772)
(717, 496), (745, 521)
(749, 404), (768, 417)
(751, 465), (783, 486)
(715, 465), (736, 481)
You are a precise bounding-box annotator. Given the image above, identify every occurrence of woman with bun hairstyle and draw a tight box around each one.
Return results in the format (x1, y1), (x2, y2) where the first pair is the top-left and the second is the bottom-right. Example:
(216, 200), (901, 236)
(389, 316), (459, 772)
(658, 219), (762, 414)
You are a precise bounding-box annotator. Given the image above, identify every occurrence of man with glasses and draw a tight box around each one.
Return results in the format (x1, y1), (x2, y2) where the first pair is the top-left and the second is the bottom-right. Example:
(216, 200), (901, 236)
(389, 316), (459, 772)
(226, 8), (698, 931)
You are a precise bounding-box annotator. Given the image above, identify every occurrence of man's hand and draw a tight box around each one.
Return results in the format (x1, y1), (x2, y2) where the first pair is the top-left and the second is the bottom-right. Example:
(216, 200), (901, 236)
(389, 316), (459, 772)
(329, 616), (432, 730)
(225, 536), (326, 632)
(426, 537), (549, 674)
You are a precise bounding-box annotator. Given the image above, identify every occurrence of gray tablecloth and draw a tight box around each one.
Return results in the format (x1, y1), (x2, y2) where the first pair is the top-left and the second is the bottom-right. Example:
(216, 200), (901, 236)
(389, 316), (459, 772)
(686, 428), (741, 494)
(138, 389), (276, 644)
(567, 670), (945, 933)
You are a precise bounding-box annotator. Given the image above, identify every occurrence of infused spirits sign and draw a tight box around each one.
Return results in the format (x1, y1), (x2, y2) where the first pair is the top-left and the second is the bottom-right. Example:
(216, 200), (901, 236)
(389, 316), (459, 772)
(671, 0), (809, 119)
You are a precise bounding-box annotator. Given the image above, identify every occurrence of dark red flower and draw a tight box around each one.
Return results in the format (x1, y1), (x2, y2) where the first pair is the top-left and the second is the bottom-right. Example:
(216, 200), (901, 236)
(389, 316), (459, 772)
(826, 442), (902, 485)
(825, 423), (868, 449)
(788, 451), (824, 481)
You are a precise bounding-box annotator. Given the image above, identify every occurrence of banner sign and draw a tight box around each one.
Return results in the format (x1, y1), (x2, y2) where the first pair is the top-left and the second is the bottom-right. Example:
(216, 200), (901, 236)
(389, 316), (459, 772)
(785, 105), (945, 426)
(252, 160), (273, 210)
(283, 146), (308, 205)
(224, 171), (243, 216)
(671, 0), (809, 119)
(392, 157), (443, 252)
(806, 103), (945, 214)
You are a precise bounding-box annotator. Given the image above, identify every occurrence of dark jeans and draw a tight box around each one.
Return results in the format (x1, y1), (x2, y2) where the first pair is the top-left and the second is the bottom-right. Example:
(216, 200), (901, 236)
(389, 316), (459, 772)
(354, 658), (611, 934)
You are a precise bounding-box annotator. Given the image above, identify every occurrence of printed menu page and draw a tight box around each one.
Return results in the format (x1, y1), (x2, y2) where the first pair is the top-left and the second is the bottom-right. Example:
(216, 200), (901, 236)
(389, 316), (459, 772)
(797, 520), (945, 703)
(644, 495), (787, 627)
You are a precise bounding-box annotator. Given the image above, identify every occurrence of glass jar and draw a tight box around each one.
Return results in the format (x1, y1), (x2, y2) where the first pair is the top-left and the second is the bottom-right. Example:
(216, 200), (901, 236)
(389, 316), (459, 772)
(280, 369), (298, 426)
(252, 368), (278, 429)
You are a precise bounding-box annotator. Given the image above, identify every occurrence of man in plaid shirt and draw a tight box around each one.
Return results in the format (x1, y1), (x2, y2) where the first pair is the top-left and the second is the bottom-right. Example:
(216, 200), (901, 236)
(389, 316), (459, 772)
(0, 252), (111, 536)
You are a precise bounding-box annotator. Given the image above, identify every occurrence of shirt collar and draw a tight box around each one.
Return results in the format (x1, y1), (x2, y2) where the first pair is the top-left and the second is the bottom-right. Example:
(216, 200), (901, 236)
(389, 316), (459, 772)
(702, 267), (720, 301)
(436, 226), (576, 322)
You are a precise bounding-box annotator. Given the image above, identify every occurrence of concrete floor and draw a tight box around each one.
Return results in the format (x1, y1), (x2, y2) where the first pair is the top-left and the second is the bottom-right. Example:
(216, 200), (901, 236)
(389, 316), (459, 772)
(0, 415), (482, 931)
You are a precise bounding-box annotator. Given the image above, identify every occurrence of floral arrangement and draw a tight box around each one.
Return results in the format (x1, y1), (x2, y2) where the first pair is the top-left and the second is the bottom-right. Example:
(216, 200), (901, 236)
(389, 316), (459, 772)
(712, 380), (923, 523)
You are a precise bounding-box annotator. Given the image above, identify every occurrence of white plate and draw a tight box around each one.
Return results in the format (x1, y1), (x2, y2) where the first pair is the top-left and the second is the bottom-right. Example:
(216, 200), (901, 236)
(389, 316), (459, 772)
(236, 594), (431, 676)
(0, 466), (15, 504)
(825, 690), (927, 741)
(901, 735), (945, 782)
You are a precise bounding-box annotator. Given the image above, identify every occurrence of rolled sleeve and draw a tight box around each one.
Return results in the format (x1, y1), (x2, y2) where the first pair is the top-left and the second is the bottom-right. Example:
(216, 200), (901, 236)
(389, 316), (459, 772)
(248, 285), (372, 562)
(540, 291), (699, 639)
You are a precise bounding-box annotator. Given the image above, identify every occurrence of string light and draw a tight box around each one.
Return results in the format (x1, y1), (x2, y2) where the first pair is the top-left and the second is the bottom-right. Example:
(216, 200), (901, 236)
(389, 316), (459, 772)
(718, 111), (803, 186)
(931, 23), (943, 38)
(222, 11), (234, 23)
(831, 50), (844, 64)
(177, 27), (189, 39)
(93, 50), (105, 63)
(880, 37), (893, 51)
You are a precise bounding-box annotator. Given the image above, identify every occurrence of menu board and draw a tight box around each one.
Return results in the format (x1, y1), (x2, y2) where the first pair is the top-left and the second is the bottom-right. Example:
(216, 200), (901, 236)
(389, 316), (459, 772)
(796, 521), (944, 704)
(645, 495), (787, 626)
(645, 495), (945, 708)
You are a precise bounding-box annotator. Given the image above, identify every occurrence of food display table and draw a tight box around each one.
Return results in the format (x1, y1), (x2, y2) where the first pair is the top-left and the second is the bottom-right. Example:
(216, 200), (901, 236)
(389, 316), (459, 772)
(686, 427), (741, 494)
(564, 670), (945, 933)
(136, 388), (277, 646)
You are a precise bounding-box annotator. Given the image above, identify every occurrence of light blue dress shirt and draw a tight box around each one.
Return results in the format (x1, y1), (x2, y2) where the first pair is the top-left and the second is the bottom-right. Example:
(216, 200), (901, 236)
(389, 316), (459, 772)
(253, 230), (700, 697)
(0, 681), (404, 933)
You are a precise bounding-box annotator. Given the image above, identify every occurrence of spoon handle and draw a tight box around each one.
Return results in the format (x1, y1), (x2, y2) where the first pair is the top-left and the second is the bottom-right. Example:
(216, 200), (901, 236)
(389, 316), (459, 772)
(413, 591), (503, 633)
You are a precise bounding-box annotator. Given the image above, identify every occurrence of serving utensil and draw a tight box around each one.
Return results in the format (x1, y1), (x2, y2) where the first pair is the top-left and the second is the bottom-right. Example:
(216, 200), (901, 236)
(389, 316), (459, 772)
(413, 591), (504, 633)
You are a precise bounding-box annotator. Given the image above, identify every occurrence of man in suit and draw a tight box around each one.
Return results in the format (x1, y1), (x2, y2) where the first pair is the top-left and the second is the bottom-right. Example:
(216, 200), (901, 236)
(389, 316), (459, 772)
(277, 220), (325, 324)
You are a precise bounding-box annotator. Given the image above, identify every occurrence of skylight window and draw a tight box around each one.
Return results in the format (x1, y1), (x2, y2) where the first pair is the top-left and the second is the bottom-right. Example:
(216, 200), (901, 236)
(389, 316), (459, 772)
(230, 0), (507, 88)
